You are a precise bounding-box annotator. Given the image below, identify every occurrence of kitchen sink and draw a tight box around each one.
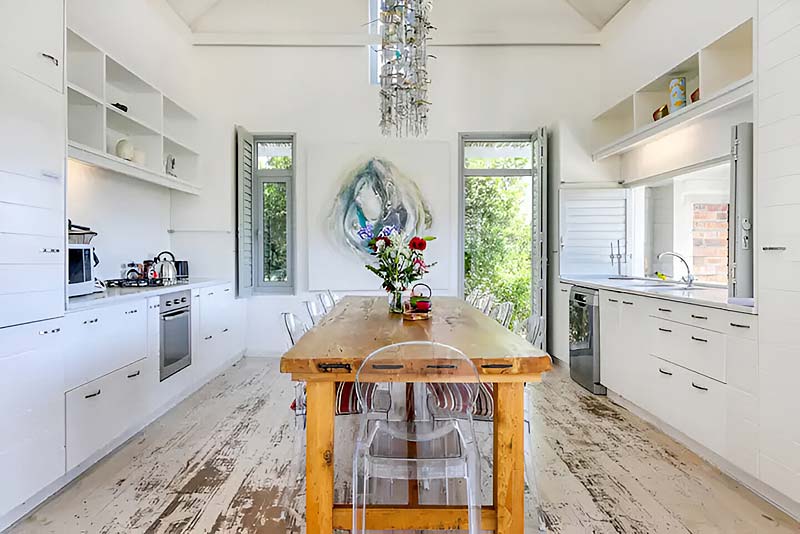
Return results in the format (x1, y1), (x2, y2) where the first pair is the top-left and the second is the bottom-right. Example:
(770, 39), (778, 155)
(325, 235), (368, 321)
(649, 285), (711, 292)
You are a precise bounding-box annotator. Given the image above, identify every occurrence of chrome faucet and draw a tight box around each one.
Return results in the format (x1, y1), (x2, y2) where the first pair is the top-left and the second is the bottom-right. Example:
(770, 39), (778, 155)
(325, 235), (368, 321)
(657, 252), (695, 288)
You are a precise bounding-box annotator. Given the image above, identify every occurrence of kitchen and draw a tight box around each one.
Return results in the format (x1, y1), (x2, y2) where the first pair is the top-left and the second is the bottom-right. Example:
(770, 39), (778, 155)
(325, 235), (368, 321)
(2, 0), (800, 533)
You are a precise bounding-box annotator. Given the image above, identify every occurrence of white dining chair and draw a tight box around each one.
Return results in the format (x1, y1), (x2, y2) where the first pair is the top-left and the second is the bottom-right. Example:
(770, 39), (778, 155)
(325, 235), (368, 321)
(489, 301), (515, 328)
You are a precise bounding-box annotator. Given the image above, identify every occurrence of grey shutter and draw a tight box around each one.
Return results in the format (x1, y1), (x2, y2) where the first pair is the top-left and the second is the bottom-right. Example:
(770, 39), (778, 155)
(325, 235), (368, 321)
(236, 126), (255, 297)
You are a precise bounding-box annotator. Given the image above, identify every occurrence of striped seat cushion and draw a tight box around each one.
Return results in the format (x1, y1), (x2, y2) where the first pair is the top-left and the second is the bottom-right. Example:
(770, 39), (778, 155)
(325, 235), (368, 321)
(290, 382), (377, 416)
(427, 382), (494, 420)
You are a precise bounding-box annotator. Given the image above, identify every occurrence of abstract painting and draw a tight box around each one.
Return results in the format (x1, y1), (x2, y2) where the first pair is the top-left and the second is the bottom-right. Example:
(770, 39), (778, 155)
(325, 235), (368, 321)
(330, 158), (432, 259)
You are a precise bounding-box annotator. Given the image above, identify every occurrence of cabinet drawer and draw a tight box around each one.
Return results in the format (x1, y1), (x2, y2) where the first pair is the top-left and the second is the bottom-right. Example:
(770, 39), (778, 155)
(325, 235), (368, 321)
(650, 298), (756, 339)
(680, 371), (726, 456)
(0, 68), (65, 180)
(65, 302), (147, 390)
(0, 170), (63, 210)
(0, 234), (64, 265)
(642, 356), (683, 428)
(0, 264), (63, 294)
(0, 202), (63, 237)
(650, 318), (727, 382)
(0, 289), (63, 328)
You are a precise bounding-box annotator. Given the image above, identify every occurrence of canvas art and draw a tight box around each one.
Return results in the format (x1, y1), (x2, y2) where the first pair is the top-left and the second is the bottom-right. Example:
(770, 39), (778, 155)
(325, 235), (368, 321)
(307, 142), (451, 291)
(330, 158), (433, 259)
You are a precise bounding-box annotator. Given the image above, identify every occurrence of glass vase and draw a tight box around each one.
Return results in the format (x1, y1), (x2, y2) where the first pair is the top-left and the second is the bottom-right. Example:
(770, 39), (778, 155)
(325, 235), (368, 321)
(388, 289), (404, 314)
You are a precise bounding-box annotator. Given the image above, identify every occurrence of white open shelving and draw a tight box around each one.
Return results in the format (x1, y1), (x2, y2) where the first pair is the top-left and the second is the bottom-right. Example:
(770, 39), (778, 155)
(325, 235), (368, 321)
(65, 28), (201, 195)
(592, 19), (753, 161)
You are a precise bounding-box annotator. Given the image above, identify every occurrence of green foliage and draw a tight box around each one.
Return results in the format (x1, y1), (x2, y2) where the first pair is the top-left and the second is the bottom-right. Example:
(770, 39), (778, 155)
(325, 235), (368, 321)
(263, 182), (288, 282)
(266, 156), (292, 170)
(464, 157), (531, 170)
(464, 169), (531, 324)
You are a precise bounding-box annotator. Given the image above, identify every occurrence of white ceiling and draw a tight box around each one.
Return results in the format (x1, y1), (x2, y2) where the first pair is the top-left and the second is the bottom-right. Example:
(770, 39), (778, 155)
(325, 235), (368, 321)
(166, 0), (632, 33)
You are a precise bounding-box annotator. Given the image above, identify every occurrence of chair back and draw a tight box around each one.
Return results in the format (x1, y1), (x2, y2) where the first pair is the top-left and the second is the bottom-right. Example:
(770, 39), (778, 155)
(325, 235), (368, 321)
(526, 315), (543, 348)
(489, 302), (514, 328)
(318, 291), (336, 313)
(304, 299), (326, 325)
(465, 289), (481, 306)
(282, 312), (309, 346)
(327, 289), (342, 304)
(355, 341), (480, 434)
(474, 294), (494, 315)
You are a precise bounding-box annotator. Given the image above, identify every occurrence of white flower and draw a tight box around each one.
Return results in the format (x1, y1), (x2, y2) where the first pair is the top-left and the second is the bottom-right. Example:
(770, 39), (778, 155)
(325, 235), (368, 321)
(375, 239), (386, 252)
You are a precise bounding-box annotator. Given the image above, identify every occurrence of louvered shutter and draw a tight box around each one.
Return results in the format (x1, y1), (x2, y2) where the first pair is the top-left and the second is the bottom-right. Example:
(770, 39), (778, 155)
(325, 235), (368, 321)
(236, 126), (255, 297)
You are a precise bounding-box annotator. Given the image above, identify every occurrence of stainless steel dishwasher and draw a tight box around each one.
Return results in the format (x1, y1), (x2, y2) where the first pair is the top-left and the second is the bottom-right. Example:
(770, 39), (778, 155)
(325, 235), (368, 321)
(569, 287), (606, 395)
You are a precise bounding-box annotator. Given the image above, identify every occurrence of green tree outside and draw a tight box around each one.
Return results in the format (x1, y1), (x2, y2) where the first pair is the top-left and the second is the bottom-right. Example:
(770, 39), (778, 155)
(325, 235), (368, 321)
(262, 155), (291, 282)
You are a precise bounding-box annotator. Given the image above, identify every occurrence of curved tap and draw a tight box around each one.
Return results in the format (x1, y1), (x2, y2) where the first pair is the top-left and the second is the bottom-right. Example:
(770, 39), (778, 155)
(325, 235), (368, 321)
(657, 251), (695, 288)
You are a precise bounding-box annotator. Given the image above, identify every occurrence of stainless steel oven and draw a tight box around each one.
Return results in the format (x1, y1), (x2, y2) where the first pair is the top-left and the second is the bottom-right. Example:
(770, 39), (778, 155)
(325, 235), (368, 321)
(160, 290), (191, 381)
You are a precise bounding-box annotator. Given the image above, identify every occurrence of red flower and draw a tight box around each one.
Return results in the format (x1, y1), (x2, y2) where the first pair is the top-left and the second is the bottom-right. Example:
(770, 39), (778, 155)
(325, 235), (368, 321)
(409, 237), (427, 251)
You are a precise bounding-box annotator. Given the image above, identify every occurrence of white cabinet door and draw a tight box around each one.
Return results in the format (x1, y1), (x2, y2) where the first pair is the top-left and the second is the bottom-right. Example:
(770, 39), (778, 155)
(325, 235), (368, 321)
(0, 0), (64, 92)
(599, 290), (622, 393)
(0, 319), (65, 517)
(0, 67), (65, 180)
(550, 283), (571, 363)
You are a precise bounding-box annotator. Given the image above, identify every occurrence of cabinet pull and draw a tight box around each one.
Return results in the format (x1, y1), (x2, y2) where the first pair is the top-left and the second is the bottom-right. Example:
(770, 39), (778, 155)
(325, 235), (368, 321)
(622, 301), (634, 306)
(222, 328), (229, 333)
(41, 170), (60, 180)
(691, 314), (708, 320)
(40, 248), (61, 253)
(658, 307), (672, 313)
(127, 371), (141, 379)
(658, 368), (673, 376)
(607, 298), (619, 303)
(208, 292), (215, 296)
(83, 318), (99, 325)
(691, 382), (709, 392)
(561, 288), (568, 293)
(691, 336), (708, 343)
(224, 288), (231, 292)
(84, 390), (101, 399)
(730, 322), (750, 329)
(125, 309), (138, 315)
(40, 52), (59, 66)
(205, 335), (213, 340)
(38, 327), (60, 335)
(762, 246), (787, 251)
(658, 327), (672, 333)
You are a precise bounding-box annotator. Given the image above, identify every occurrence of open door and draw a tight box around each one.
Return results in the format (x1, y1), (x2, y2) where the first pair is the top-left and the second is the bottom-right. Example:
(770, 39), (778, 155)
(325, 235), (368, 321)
(531, 127), (548, 349)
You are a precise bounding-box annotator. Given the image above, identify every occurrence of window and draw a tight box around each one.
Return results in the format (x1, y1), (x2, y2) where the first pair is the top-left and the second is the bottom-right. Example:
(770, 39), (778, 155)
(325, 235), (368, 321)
(368, 0), (380, 85)
(236, 128), (295, 296)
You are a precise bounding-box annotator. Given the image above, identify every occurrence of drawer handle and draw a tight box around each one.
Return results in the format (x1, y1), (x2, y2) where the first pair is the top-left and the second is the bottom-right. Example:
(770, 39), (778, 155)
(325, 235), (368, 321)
(658, 368), (673, 376)
(658, 327), (672, 333)
(691, 336), (708, 343)
(208, 292), (215, 296)
(561, 289), (569, 293)
(125, 309), (138, 315)
(691, 314), (708, 320)
(481, 363), (513, 369)
(84, 390), (101, 399)
(622, 301), (634, 306)
(222, 328), (229, 333)
(691, 382), (709, 392)
(762, 246), (786, 251)
(205, 335), (213, 340)
(40, 248), (61, 253)
(83, 318), (99, 325)
(127, 371), (141, 379)
(658, 307), (672, 313)
(224, 288), (231, 292)
(41, 170), (61, 180)
(40, 52), (59, 66)
(39, 327), (61, 335)
(730, 322), (750, 329)
(607, 298), (619, 303)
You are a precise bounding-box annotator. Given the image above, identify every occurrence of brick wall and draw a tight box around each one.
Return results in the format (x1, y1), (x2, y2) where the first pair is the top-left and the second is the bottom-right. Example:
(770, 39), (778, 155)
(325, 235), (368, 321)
(692, 203), (728, 284)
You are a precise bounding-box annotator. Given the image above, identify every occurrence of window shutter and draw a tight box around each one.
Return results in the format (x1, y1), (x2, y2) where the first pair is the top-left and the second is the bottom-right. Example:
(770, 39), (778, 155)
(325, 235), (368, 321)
(236, 126), (255, 297)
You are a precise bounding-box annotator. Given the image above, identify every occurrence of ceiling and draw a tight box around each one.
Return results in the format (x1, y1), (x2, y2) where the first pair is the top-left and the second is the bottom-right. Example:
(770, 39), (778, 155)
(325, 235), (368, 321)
(166, 0), (633, 33)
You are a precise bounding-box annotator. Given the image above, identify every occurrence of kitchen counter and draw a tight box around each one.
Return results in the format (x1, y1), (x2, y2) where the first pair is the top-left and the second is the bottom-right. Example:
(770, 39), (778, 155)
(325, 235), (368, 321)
(560, 275), (757, 314)
(67, 279), (230, 311)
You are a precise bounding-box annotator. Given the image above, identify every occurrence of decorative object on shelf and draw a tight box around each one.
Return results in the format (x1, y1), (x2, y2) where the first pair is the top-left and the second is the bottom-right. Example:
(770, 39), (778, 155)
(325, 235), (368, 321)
(132, 149), (146, 166)
(331, 157), (432, 260)
(111, 102), (128, 113)
(653, 104), (670, 122)
(378, 0), (435, 137)
(364, 229), (436, 313)
(115, 138), (135, 161)
(669, 77), (687, 111)
(165, 153), (177, 177)
(690, 87), (700, 103)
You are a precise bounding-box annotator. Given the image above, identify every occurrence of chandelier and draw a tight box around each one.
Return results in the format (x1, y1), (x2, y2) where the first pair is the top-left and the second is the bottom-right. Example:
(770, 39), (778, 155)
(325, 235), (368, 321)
(378, 0), (434, 137)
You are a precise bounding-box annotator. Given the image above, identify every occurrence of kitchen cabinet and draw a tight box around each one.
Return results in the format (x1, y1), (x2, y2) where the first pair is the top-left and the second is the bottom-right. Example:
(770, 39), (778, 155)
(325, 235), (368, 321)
(0, 0), (64, 92)
(599, 291), (623, 392)
(0, 319), (65, 518)
(549, 283), (571, 363)
(65, 302), (147, 391)
(65, 358), (149, 471)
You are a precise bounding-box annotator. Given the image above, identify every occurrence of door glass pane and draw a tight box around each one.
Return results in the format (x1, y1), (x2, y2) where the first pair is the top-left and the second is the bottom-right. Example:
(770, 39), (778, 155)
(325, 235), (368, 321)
(263, 182), (288, 282)
(464, 141), (532, 170)
(257, 141), (292, 170)
(464, 175), (532, 325)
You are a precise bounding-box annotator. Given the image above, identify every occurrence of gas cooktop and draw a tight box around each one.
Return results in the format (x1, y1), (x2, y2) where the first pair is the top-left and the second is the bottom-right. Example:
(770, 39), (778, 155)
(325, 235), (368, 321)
(104, 278), (187, 288)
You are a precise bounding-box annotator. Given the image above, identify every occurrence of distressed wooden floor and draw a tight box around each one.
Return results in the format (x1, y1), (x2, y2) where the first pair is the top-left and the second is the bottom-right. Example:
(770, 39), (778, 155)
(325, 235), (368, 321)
(7, 358), (799, 534)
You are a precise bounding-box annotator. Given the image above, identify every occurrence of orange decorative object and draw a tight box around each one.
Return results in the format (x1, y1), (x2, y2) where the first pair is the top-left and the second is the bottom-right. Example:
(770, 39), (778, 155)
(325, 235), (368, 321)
(690, 88), (700, 103)
(653, 104), (670, 122)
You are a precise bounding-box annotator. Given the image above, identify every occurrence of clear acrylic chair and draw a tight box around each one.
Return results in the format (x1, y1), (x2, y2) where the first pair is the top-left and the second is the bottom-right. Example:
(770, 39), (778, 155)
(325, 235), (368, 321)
(304, 299), (326, 325)
(318, 291), (336, 313)
(352, 341), (482, 534)
(327, 289), (342, 304)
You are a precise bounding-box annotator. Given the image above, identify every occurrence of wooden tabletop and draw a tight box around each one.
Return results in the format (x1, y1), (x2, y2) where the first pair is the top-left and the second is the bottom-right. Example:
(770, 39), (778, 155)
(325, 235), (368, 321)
(280, 296), (552, 381)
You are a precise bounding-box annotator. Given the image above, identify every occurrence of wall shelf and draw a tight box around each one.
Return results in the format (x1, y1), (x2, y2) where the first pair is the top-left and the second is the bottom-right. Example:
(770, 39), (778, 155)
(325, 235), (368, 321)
(592, 19), (753, 161)
(65, 28), (201, 194)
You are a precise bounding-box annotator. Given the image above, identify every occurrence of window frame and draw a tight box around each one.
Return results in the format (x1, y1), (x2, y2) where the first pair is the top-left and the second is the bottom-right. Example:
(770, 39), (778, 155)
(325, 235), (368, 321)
(253, 134), (296, 295)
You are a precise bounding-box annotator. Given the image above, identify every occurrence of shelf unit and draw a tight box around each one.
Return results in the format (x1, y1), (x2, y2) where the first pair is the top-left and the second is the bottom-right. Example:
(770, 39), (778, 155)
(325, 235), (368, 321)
(65, 29), (200, 194)
(593, 19), (753, 161)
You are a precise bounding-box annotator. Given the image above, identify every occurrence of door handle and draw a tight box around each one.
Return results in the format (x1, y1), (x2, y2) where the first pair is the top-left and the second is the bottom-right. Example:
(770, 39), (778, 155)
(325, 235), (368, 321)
(40, 52), (59, 66)
(41, 171), (61, 180)
(658, 368), (673, 376)
(204, 335), (213, 340)
(84, 390), (101, 399)
(691, 382), (709, 392)
(127, 371), (141, 379)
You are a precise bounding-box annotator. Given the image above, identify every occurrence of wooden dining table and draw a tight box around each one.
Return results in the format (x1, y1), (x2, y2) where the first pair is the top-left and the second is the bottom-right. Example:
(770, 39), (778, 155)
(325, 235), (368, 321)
(279, 296), (553, 533)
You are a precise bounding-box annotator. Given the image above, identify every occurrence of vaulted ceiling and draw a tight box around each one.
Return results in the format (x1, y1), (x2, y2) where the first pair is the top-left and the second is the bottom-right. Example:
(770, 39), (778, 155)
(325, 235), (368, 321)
(166, 0), (633, 34)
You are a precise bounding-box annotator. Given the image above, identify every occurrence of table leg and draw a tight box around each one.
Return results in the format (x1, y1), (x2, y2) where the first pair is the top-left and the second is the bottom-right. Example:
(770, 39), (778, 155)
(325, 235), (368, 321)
(493, 382), (525, 534)
(305, 381), (335, 534)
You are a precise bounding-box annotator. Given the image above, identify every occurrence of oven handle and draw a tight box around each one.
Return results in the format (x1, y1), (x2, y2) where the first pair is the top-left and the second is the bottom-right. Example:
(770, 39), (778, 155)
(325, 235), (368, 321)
(162, 310), (190, 321)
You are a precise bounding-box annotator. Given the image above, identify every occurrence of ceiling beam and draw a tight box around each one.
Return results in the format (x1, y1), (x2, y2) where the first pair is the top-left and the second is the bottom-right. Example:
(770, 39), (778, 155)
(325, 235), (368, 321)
(192, 31), (602, 48)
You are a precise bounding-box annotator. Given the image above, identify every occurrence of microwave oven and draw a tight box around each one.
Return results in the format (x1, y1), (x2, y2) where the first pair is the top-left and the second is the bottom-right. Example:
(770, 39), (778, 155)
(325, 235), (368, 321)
(68, 244), (97, 297)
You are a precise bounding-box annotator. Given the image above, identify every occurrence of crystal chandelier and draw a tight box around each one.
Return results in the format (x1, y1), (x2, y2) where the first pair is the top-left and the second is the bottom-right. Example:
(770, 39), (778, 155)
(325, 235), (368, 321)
(378, 0), (434, 137)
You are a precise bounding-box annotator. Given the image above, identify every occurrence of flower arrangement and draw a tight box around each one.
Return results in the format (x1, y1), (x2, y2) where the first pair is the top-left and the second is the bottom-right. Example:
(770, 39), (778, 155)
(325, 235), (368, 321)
(362, 226), (436, 312)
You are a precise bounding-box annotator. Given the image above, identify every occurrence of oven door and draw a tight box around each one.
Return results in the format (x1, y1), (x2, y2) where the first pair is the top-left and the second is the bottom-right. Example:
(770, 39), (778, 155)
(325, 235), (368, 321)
(160, 308), (191, 381)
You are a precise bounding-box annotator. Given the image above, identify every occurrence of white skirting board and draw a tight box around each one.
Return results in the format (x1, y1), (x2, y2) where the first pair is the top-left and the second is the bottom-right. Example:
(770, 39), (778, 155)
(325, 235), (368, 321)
(608, 390), (800, 522)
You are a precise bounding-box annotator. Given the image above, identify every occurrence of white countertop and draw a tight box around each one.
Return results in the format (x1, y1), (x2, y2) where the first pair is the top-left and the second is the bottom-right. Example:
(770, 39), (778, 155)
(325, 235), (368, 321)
(560, 275), (757, 315)
(67, 278), (230, 312)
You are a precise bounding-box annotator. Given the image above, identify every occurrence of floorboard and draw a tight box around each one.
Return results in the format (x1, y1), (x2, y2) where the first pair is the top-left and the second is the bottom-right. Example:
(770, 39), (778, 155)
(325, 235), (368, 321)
(6, 358), (799, 534)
